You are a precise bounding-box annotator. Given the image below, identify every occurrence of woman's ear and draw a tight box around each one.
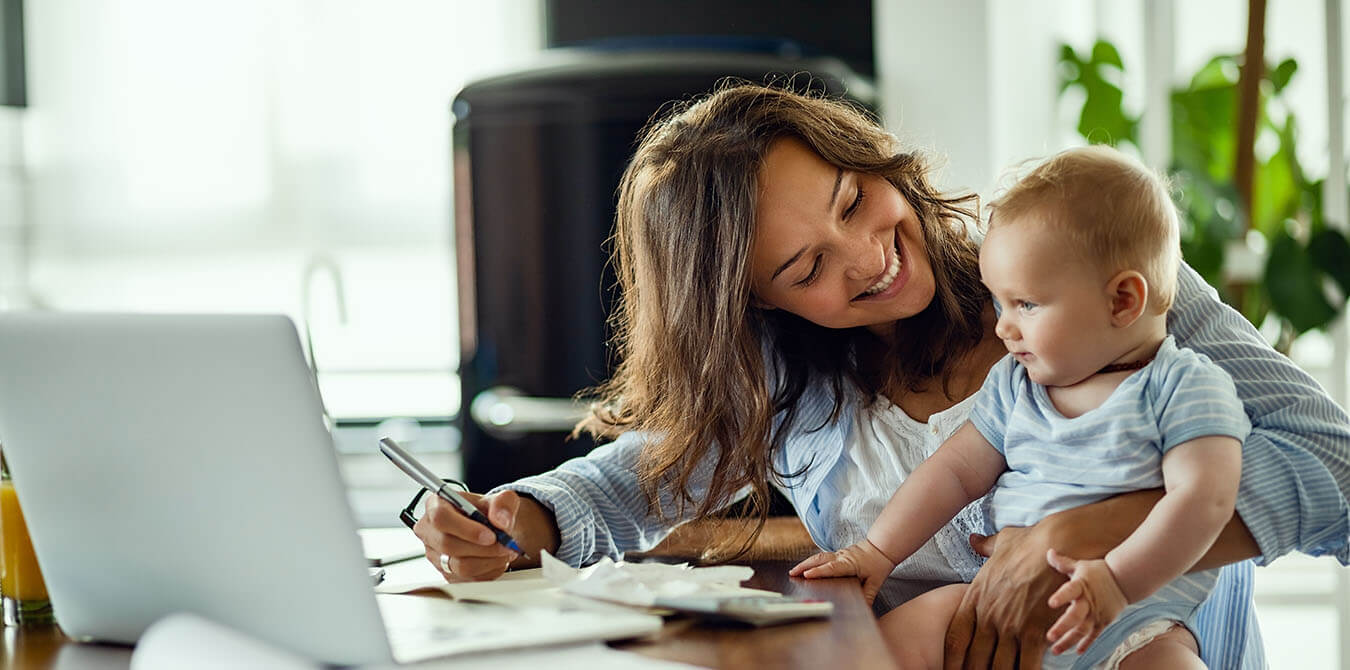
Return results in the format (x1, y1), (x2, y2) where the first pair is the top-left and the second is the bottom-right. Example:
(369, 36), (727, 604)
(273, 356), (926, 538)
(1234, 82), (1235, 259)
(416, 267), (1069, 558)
(1106, 270), (1148, 328)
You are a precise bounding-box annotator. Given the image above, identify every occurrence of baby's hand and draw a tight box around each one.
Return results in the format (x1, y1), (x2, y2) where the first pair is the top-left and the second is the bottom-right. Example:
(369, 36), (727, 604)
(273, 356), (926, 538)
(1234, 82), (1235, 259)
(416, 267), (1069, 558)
(789, 540), (896, 605)
(1044, 549), (1129, 656)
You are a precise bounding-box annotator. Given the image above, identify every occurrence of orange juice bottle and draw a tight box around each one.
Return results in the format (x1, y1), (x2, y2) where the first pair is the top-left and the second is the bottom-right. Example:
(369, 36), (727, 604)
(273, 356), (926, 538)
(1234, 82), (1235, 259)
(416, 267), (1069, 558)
(0, 449), (54, 626)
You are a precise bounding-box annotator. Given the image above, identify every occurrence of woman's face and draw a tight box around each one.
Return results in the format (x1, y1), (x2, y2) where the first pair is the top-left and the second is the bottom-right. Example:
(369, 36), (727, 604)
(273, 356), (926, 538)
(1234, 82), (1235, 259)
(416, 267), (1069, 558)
(750, 138), (936, 335)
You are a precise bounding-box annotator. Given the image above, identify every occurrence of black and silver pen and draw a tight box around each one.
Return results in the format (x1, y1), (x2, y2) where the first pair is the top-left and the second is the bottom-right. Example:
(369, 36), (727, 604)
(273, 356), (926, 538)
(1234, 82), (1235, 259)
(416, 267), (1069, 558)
(378, 437), (525, 555)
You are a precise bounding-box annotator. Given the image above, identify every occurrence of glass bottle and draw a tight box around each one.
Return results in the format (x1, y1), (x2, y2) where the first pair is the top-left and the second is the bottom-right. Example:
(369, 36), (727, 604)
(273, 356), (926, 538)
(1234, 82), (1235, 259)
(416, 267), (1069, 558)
(0, 447), (55, 626)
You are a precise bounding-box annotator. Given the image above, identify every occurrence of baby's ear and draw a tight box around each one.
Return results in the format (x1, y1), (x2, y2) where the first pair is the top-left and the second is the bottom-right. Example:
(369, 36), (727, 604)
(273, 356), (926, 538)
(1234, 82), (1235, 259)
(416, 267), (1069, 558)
(1106, 270), (1148, 327)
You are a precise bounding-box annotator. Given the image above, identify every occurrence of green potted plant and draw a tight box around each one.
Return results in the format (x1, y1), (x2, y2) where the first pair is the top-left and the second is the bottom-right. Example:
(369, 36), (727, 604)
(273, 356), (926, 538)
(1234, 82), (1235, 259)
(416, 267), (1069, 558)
(1060, 40), (1350, 351)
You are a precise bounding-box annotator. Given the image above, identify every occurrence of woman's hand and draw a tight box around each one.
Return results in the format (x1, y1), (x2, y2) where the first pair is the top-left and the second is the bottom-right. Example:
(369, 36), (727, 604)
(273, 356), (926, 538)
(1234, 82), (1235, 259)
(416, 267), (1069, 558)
(412, 489), (559, 582)
(942, 527), (1064, 670)
(789, 540), (896, 606)
(1044, 550), (1129, 656)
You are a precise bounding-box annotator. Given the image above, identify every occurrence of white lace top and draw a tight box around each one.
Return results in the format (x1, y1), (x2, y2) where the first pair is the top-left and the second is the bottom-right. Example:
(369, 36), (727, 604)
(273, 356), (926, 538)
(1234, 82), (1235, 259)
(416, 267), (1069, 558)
(824, 392), (980, 583)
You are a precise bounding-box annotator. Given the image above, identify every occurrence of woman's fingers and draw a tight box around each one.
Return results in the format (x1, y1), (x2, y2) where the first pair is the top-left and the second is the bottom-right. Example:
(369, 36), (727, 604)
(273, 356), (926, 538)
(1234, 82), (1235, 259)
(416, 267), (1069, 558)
(991, 635), (1018, 670)
(413, 491), (518, 581)
(425, 548), (513, 582)
(941, 589), (977, 670)
(961, 617), (997, 670)
(484, 489), (520, 531)
(1018, 633), (1047, 670)
(968, 531), (997, 557)
(945, 525), (1061, 670)
(420, 494), (496, 545)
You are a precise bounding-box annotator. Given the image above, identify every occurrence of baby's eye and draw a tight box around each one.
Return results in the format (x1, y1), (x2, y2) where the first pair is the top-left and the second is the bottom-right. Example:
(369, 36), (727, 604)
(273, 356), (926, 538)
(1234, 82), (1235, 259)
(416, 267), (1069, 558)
(1018, 301), (1038, 312)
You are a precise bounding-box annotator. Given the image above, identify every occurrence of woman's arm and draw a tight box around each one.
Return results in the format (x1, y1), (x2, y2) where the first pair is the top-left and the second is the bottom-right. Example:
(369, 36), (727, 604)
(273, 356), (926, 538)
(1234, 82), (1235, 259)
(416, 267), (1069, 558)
(941, 489), (1260, 670)
(416, 429), (718, 581)
(489, 430), (715, 567)
(1170, 262), (1350, 564)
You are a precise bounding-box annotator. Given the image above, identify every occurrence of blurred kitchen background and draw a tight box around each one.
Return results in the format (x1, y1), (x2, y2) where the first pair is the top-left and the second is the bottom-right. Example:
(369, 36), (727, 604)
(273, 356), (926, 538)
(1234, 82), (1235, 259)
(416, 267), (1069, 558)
(0, 0), (1347, 666)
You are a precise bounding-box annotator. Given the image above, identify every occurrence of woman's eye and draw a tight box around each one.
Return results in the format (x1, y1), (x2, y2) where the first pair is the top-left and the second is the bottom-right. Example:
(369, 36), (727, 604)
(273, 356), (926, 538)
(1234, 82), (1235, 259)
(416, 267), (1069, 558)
(795, 257), (822, 287)
(844, 183), (866, 219)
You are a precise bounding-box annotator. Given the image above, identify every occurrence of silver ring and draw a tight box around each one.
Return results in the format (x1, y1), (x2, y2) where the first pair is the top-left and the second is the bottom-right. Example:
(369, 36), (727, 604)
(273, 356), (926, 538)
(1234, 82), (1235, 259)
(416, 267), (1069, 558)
(439, 553), (451, 574)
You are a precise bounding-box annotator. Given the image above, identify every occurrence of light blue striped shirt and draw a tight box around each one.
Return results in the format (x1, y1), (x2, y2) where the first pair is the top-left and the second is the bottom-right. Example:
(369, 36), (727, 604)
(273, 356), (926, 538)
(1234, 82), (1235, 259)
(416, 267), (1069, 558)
(973, 336), (1251, 530)
(969, 336), (1249, 668)
(495, 263), (1350, 669)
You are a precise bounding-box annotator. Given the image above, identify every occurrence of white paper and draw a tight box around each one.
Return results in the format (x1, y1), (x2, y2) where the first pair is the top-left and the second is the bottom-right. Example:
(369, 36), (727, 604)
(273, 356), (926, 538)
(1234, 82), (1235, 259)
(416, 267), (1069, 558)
(540, 551), (762, 607)
(369, 641), (708, 670)
(131, 611), (694, 670)
(131, 613), (321, 670)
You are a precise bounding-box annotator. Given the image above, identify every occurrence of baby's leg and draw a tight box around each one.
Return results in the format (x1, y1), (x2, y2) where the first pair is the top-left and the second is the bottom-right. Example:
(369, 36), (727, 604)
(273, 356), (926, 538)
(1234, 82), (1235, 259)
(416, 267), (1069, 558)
(1116, 624), (1203, 670)
(878, 583), (968, 670)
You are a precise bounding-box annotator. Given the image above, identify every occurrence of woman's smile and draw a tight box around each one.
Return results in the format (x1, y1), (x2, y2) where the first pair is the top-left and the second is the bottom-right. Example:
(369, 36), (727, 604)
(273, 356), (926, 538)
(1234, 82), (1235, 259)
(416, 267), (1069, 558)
(853, 231), (907, 301)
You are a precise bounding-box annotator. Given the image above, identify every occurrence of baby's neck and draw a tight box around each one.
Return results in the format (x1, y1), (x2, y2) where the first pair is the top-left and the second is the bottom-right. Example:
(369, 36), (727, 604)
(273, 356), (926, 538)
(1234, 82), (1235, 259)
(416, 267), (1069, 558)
(1044, 313), (1168, 419)
(1105, 312), (1168, 370)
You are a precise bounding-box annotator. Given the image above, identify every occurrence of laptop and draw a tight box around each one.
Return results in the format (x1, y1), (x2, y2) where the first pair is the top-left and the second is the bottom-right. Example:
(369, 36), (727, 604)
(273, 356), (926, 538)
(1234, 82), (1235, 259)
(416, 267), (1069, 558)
(0, 313), (660, 665)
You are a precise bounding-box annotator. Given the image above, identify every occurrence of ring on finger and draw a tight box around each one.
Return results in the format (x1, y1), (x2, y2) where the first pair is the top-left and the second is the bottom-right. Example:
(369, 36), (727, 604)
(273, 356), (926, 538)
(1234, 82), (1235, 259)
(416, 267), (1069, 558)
(439, 553), (452, 574)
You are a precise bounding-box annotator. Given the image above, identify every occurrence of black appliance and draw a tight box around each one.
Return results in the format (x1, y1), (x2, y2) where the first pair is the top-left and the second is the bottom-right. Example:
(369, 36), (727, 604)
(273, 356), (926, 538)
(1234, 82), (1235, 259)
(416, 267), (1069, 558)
(453, 49), (873, 491)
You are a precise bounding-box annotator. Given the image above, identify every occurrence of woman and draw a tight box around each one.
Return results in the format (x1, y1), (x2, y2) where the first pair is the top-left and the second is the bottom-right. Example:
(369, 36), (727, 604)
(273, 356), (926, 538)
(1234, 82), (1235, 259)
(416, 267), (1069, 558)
(415, 83), (1350, 668)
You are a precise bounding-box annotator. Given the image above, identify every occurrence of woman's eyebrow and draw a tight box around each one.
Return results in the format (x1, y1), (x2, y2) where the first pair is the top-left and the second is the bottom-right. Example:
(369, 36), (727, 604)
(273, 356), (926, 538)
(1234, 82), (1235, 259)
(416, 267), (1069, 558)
(771, 247), (807, 282)
(826, 168), (843, 213)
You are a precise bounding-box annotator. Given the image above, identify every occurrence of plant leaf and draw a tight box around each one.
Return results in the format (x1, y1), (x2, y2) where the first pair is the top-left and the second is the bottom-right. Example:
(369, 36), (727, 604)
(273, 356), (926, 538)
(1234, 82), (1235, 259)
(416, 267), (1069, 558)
(1270, 58), (1298, 93)
(1309, 227), (1350, 297)
(1265, 232), (1339, 333)
(1091, 40), (1124, 69)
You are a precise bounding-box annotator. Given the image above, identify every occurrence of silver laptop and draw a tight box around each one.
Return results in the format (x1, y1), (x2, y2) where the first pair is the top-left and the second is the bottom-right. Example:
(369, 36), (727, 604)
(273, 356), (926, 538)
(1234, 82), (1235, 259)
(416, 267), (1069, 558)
(0, 313), (658, 665)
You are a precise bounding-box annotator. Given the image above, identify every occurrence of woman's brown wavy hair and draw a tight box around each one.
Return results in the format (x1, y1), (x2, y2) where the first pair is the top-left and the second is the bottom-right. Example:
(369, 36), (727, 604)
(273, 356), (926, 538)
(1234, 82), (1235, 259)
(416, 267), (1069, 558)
(577, 82), (986, 558)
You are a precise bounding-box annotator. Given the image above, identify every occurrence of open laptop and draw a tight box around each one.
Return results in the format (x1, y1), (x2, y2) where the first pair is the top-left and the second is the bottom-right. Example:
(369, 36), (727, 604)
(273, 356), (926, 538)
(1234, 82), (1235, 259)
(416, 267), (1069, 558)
(0, 313), (659, 665)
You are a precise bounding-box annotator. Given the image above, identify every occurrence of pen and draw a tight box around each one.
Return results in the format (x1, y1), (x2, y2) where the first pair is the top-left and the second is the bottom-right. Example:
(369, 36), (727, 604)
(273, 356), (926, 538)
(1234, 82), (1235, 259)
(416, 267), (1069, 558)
(377, 437), (525, 556)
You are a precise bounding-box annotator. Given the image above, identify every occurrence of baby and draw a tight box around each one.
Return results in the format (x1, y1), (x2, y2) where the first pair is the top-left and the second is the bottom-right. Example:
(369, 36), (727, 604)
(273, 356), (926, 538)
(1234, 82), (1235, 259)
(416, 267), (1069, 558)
(792, 145), (1250, 669)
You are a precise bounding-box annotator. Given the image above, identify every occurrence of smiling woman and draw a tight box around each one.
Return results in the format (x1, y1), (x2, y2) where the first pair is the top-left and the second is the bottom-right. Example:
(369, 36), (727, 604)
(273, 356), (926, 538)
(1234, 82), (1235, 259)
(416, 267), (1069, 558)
(410, 82), (1350, 670)
(751, 137), (936, 335)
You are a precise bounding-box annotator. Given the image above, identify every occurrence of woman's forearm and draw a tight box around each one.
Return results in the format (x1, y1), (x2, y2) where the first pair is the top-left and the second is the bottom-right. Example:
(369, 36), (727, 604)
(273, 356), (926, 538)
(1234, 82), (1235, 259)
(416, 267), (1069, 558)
(1042, 489), (1260, 571)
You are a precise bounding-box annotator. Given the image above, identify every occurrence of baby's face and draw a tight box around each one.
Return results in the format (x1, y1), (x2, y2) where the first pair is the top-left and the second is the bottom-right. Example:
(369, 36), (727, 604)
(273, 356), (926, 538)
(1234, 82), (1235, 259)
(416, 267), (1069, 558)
(978, 217), (1119, 387)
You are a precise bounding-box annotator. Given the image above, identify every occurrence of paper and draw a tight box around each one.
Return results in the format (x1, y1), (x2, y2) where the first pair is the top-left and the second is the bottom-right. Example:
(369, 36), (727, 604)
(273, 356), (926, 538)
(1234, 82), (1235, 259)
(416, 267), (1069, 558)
(131, 612), (321, 670)
(374, 641), (708, 669)
(376, 593), (662, 663)
(359, 527), (426, 566)
(540, 551), (764, 607)
(379, 552), (773, 611)
(131, 611), (696, 670)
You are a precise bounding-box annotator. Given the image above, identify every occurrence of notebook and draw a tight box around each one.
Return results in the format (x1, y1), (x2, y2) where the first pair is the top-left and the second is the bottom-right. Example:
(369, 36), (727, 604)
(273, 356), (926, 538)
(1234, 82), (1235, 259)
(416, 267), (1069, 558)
(0, 313), (660, 665)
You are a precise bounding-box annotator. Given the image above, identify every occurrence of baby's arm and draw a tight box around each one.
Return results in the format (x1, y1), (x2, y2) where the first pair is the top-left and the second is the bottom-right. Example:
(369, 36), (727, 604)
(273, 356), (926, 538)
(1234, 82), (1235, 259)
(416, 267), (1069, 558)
(1046, 434), (1242, 654)
(790, 422), (1006, 604)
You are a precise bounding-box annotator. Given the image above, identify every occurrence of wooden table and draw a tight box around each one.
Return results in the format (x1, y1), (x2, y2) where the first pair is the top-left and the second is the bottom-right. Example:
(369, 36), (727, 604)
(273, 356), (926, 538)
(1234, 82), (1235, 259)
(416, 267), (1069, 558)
(0, 561), (905, 669)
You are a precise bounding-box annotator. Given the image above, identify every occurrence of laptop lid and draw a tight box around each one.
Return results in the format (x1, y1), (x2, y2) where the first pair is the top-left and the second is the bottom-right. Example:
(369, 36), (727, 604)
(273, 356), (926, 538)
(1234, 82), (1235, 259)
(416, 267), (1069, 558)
(0, 313), (393, 665)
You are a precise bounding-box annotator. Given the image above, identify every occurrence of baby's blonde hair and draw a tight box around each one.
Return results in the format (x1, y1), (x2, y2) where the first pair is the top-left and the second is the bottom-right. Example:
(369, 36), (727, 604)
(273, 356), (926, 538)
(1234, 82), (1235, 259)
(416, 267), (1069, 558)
(987, 145), (1180, 313)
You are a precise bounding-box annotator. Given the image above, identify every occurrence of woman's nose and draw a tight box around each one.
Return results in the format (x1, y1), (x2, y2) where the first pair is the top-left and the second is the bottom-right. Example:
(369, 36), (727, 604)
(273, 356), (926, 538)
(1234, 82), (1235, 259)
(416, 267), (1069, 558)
(843, 236), (886, 281)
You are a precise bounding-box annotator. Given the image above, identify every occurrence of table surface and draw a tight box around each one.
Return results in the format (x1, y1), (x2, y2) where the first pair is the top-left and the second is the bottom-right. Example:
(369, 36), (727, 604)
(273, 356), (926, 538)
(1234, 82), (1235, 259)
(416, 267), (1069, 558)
(0, 560), (901, 669)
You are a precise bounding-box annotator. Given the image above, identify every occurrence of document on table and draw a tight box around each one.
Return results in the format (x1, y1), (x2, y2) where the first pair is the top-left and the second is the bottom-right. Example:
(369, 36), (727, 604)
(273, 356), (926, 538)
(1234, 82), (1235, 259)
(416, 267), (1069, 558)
(377, 551), (778, 609)
(131, 612), (705, 670)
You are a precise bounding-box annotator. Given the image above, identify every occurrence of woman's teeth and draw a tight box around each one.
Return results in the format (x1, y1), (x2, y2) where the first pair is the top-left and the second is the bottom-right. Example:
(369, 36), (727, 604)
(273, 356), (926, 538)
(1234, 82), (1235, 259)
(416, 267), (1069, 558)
(861, 248), (902, 296)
